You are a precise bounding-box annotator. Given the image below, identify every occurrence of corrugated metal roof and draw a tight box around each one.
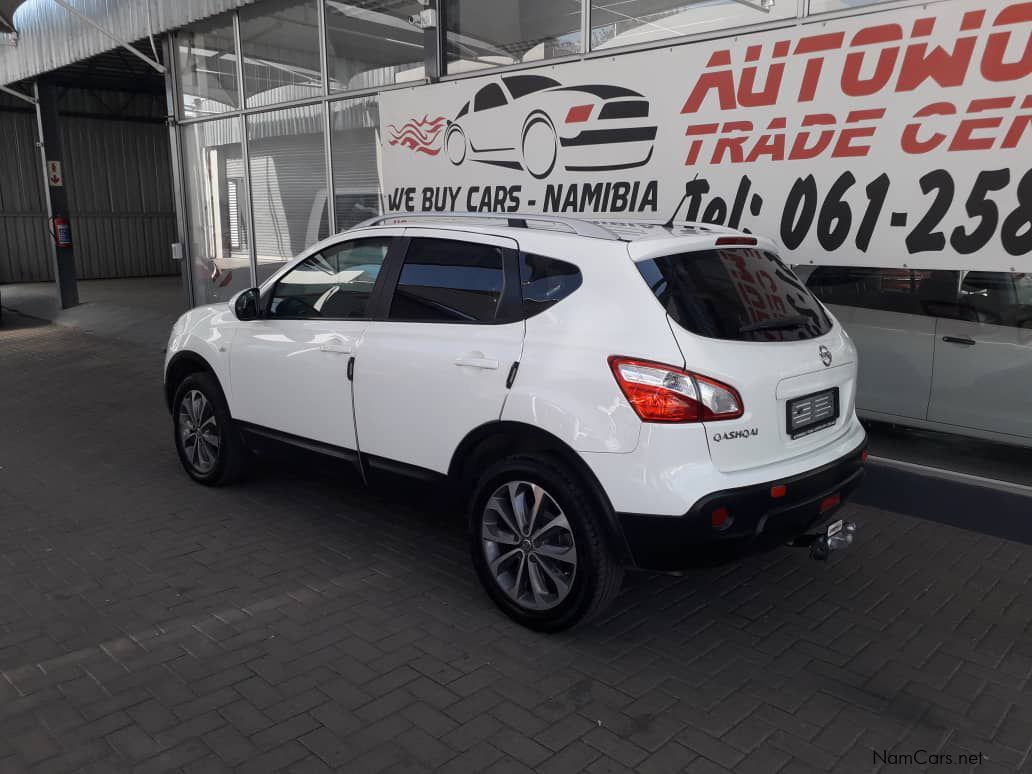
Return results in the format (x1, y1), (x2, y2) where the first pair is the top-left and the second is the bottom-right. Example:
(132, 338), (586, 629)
(0, 0), (259, 86)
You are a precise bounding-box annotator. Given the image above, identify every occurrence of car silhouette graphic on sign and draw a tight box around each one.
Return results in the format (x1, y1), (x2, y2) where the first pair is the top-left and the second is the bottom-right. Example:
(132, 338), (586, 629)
(443, 74), (658, 179)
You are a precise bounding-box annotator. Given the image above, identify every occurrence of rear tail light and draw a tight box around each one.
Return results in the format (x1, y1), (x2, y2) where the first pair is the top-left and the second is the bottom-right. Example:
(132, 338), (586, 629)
(565, 104), (593, 123)
(608, 356), (743, 423)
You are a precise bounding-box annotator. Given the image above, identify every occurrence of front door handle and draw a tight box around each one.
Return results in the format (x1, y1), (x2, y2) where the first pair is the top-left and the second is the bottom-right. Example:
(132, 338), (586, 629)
(319, 337), (352, 354)
(454, 354), (499, 370)
(942, 336), (976, 346)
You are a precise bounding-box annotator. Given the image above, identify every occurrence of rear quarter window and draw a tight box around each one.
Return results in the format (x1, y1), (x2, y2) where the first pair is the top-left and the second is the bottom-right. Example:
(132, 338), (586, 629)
(637, 248), (832, 342)
(519, 253), (582, 318)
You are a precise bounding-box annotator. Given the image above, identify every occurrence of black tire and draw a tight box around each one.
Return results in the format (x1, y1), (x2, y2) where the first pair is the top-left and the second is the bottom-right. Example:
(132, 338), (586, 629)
(445, 125), (466, 166)
(172, 371), (249, 486)
(469, 454), (623, 632)
(521, 112), (558, 179)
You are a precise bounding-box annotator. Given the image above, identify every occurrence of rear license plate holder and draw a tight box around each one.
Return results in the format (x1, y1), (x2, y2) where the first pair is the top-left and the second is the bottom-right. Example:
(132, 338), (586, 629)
(787, 388), (839, 439)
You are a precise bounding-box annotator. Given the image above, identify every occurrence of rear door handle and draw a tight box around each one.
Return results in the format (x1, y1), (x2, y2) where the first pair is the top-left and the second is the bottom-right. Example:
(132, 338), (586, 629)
(942, 336), (976, 346)
(454, 355), (499, 370)
(319, 337), (352, 354)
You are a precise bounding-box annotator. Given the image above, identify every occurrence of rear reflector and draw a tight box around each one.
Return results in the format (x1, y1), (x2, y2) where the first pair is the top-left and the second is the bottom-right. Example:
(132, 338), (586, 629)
(861, 450), (869, 463)
(714, 236), (758, 246)
(819, 493), (842, 514)
(770, 484), (787, 499)
(711, 506), (731, 529)
(565, 104), (593, 123)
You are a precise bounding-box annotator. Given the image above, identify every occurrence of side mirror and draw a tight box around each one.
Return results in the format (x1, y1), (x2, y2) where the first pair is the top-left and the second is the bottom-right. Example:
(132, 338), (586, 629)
(234, 287), (261, 321)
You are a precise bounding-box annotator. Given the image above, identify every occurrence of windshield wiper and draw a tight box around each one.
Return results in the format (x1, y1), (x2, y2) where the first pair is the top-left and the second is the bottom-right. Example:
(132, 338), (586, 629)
(739, 315), (810, 333)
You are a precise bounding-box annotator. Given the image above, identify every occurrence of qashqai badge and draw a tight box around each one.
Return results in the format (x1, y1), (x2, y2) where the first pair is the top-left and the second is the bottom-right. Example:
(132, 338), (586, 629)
(819, 346), (833, 367)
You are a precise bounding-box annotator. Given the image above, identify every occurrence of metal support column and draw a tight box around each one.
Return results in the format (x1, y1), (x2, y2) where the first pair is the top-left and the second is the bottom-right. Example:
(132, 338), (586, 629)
(34, 78), (78, 309)
(318, 0), (335, 236)
(163, 32), (194, 310)
(233, 11), (258, 289)
(425, 0), (441, 82)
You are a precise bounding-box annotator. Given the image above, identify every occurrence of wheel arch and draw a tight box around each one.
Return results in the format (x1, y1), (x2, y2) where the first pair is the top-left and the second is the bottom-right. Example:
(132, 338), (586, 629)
(449, 420), (634, 565)
(164, 351), (220, 413)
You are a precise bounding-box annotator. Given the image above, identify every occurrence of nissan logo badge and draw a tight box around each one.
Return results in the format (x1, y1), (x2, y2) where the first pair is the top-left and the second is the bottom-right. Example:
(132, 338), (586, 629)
(819, 345), (833, 367)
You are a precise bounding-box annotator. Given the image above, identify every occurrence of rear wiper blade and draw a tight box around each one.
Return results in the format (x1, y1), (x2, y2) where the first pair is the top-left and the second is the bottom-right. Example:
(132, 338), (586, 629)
(739, 315), (810, 333)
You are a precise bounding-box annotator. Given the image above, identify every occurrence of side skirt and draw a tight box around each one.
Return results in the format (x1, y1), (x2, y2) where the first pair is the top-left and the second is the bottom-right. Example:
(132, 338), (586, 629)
(235, 421), (446, 484)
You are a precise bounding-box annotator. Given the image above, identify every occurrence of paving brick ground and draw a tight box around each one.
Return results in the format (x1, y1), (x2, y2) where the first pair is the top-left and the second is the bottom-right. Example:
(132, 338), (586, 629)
(1, 312), (1030, 773)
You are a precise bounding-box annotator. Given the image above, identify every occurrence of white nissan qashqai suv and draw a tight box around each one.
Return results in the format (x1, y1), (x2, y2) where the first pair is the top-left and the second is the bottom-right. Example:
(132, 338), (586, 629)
(164, 214), (867, 631)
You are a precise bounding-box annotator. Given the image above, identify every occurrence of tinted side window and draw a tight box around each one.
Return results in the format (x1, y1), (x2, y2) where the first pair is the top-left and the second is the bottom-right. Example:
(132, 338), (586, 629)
(502, 74), (560, 99)
(389, 238), (507, 323)
(269, 237), (390, 319)
(806, 267), (960, 318)
(520, 253), (582, 318)
(474, 83), (506, 111)
(959, 271), (1032, 328)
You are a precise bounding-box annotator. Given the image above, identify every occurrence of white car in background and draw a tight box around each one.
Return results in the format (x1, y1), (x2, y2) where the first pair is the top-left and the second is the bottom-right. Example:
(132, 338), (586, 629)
(165, 214), (866, 630)
(803, 266), (1032, 448)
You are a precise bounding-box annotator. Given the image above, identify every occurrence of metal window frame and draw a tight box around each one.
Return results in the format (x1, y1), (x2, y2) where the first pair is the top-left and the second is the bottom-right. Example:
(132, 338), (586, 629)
(168, 0), (942, 307)
(176, 78), (413, 126)
(438, 0), (943, 80)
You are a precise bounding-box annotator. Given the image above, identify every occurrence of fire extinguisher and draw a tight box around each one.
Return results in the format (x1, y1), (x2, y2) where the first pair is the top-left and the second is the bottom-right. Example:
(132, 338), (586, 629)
(51, 215), (73, 248)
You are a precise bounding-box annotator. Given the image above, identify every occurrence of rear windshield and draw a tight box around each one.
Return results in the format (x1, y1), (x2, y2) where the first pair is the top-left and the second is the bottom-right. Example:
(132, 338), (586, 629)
(636, 248), (832, 342)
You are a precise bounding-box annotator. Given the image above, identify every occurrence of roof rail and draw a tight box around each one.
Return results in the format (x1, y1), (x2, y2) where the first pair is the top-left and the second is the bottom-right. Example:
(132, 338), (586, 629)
(597, 219), (741, 234)
(353, 211), (621, 240)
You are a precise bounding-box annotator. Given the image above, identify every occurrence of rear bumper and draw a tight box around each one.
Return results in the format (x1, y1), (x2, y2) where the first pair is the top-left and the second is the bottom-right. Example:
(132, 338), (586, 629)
(616, 441), (866, 571)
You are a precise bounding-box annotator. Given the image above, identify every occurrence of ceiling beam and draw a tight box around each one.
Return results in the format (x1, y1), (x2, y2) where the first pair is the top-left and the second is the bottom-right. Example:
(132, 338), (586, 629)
(51, 0), (166, 74)
(0, 83), (37, 104)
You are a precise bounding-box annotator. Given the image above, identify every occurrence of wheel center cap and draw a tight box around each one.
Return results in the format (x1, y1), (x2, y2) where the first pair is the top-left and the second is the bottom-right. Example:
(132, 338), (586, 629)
(521, 539), (533, 552)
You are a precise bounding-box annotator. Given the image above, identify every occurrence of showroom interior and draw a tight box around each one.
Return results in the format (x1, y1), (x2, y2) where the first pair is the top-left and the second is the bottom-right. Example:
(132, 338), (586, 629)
(2, 0), (893, 312)
(1, 0), (1031, 480)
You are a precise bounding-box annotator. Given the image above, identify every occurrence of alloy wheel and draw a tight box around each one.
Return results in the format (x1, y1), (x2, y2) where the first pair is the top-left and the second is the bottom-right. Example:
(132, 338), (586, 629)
(481, 481), (578, 611)
(178, 389), (221, 474)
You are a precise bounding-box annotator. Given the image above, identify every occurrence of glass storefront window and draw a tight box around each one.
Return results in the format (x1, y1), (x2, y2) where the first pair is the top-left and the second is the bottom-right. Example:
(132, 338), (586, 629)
(445, 0), (583, 74)
(239, 0), (323, 108)
(326, 1), (426, 92)
(176, 15), (239, 119)
(182, 118), (253, 304)
(330, 96), (384, 233)
(247, 103), (329, 285)
(590, 0), (795, 50)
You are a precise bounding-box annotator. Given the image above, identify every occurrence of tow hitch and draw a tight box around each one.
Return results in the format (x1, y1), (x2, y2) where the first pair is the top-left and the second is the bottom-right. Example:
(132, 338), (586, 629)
(788, 519), (857, 561)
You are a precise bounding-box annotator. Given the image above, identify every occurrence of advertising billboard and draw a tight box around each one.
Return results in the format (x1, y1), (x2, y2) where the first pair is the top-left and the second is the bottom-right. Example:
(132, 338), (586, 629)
(380, 0), (1031, 270)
